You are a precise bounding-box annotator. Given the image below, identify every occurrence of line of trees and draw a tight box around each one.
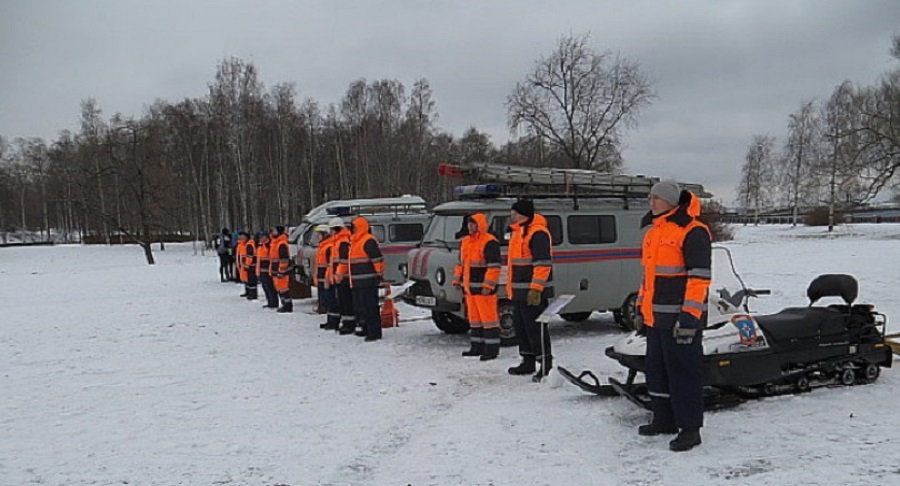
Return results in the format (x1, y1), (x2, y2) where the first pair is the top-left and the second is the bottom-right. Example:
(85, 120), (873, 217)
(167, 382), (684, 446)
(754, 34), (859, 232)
(0, 34), (653, 262)
(738, 35), (900, 230)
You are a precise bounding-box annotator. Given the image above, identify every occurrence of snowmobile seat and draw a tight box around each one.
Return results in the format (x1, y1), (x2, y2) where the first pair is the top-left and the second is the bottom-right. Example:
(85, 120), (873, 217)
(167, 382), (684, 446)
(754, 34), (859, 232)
(807, 274), (858, 305)
(755, 307), (848, 343)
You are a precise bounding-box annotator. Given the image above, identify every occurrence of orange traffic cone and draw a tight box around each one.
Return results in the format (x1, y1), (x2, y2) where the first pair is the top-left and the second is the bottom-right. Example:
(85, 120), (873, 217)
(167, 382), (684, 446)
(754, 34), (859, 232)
(381, 285), (399, 328)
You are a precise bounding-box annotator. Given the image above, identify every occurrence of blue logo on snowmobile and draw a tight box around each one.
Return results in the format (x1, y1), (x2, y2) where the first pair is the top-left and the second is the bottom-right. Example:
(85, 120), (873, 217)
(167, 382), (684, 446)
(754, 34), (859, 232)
(731, 314), (759, 346)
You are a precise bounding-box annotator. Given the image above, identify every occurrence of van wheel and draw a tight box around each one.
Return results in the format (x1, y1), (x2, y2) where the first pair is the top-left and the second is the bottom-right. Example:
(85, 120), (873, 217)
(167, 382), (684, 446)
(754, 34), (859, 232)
(431, 311), (469, 334)
(560, 312), (592, 322)
(499, 301), (517, 347)
(614, 293), (639, 331)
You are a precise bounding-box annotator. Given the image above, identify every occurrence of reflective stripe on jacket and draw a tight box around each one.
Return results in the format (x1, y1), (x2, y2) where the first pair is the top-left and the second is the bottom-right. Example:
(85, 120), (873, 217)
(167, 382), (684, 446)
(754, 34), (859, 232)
(637, 190), (712, 327)
(505, 213), (554, 302)
(242, 239), (257, 270)
(347, 216), (384, 288)
(269, 234), (290, 277)
(256, 241), (270, 276)
(314, 235), (333, 286)
(453, 213), (501, 295)
(333, 227), (352, 284)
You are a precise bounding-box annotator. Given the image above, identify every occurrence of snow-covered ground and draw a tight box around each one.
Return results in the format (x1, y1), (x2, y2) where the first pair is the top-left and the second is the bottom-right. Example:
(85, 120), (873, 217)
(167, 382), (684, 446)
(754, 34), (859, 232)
(1, 224), (898, 486)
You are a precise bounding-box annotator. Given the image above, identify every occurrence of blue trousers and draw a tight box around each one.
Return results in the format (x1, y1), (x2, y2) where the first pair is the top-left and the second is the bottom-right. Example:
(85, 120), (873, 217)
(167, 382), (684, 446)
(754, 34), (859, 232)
(512, 299), (551, 360)
(645, 315), (704, 428)
(319, 283), (339, 327)
(352, 286), (381, 339)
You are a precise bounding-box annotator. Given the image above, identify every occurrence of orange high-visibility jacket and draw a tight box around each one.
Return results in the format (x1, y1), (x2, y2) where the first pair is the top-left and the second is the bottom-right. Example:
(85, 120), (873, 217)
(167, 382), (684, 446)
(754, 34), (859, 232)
(256, 241), (270, 276)
(269, 233), (290, 277)
(243, 239), (257, 271)
(314, 234), (333, 287)
(331, 227), (352, 284)
(344, 217), (384, 289)
(453, 213), (502, 295)
(236, 238), (248, 281)
(506, 213), (554, 302)
(637, 190), (712, 327)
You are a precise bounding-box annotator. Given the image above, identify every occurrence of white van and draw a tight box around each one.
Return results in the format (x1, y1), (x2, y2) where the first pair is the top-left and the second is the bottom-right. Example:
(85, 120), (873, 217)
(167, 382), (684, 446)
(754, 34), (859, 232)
(292, 195), (431, 285)
(404, 194), (646, 343)
(402, 162), (708, 344)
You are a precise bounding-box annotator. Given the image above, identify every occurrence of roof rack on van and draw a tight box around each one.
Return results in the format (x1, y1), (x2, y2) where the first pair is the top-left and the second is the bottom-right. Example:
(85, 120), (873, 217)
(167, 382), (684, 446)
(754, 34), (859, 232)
(306, 195), (428, 221)
(438, 162), (710, 200)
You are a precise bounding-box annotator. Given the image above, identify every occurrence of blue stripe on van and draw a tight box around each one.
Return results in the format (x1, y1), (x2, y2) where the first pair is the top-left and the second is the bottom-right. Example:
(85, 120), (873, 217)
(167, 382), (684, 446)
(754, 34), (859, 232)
(551, 248), (641, 264)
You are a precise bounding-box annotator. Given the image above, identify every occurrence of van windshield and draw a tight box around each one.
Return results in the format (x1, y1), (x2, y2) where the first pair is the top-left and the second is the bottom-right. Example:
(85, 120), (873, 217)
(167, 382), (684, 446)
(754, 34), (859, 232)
(422, 214), (464, 249)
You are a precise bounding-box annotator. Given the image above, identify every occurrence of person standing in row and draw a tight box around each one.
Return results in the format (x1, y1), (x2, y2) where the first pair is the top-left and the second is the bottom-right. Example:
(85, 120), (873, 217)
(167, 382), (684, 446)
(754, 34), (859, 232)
(257, 231), (279, 309)
(346, 216), (384, 342)
(314, 225), (340, 330)
(331, 218), (356, 335)
(242, 232), (258, 300)
(236, 231), (249, 296)
(636, 181), (711, 452)
(506, 199), (555, 382)
(454, 213), (502, 361)
(215, 227), (234, 283)
(269, 226), (293, 313)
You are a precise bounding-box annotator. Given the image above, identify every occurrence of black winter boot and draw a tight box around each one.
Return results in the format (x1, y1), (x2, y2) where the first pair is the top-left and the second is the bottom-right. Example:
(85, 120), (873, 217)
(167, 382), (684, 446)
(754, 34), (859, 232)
(277, 303), (293, 313)
(669, 427), (702, 452)
(508, 355), (536, 375)
(638, 423), (679, 436)
(480, 328), (500, 361)
(462, 342), (484, 357)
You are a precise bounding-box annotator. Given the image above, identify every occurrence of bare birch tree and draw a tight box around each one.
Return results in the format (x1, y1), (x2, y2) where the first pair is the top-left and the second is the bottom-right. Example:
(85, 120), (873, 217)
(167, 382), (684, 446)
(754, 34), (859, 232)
(780, 100), (822, 226)
(507, 33), (654, 171)
(737, 135), (777, 225)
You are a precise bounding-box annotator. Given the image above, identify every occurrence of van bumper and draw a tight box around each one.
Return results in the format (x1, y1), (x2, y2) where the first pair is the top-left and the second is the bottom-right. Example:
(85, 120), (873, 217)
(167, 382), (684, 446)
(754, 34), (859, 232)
(402, 278), (462, 313)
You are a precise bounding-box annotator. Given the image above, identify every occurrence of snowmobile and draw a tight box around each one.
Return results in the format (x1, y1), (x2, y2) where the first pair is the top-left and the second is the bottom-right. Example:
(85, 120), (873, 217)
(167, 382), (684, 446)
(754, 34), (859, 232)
(559, 247), (894, 410)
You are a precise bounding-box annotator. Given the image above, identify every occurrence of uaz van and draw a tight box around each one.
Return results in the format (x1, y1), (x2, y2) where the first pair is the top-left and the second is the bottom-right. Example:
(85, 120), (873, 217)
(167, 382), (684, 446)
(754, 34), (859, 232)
(401, 162), (709, 344)
(403, 189), (646, 343)
(293, 195), (431, 285)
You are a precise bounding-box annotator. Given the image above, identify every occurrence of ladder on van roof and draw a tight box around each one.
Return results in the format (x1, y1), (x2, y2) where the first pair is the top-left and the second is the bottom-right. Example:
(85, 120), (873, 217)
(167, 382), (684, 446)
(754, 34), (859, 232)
(438, 162), (710, 199)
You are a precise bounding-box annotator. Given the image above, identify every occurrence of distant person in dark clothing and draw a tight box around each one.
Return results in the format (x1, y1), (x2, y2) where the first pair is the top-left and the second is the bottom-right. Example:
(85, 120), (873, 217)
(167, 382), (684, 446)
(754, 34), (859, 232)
(215, 228), (234, 282)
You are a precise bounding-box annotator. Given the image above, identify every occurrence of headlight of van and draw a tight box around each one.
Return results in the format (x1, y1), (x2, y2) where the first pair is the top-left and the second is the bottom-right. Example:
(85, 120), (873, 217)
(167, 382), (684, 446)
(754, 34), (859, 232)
(435, 267), (446, 286)
(400, 263), (409, 279)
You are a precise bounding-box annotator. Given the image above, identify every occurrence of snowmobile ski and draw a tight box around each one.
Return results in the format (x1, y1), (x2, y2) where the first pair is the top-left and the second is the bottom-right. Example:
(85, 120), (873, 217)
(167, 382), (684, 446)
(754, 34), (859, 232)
(557, 367), (620, 396)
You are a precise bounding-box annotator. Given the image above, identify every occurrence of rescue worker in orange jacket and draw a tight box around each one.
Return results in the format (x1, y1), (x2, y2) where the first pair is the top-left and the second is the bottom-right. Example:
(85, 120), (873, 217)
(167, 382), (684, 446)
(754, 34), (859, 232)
(339, 216), (385, 341)
(330, 218), (356, 335)
(242, 232), (259, 300)
(314, 225), (339, 330)
(257, 231), (279, 309)
(635, 181), (711, 452)
(269, 226), (293, 313)
(453, 213), (502, 360)
(236, 231), (249, 295)
(506, 200), (555, 382)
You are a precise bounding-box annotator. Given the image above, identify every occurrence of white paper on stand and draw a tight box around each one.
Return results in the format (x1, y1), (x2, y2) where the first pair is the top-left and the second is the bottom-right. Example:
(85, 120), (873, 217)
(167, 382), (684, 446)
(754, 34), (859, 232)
(536, 294), (576, 323)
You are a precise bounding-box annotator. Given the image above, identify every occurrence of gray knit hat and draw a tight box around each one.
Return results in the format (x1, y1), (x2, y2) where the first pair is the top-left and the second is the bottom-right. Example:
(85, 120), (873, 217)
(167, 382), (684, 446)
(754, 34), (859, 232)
(650, 181), (681, 206)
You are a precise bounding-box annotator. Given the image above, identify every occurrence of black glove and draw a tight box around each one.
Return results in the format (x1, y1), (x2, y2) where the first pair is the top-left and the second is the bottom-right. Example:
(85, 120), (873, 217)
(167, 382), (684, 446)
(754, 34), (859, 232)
(633, 314), (646, 336)
(673, 312), (700, 345)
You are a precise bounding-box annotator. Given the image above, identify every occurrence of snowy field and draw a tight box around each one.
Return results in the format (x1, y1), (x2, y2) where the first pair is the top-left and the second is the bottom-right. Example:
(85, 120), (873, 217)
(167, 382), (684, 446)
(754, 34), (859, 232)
(1, 224), (899, 486)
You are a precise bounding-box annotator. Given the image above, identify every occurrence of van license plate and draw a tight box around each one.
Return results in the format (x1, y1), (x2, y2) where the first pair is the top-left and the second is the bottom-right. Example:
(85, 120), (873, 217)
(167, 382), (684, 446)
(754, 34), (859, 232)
(415, 296), (436, 306)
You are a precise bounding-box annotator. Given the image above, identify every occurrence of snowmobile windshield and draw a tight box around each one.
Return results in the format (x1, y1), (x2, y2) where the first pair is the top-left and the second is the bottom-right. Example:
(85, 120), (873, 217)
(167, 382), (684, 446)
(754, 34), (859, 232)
(421, 214), (464, 249)
(708, 246), (750, 325)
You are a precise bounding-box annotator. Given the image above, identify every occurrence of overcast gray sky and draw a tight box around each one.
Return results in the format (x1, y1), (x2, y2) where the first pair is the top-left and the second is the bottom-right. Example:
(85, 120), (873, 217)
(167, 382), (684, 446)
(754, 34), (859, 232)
(1, 0), (898, 203)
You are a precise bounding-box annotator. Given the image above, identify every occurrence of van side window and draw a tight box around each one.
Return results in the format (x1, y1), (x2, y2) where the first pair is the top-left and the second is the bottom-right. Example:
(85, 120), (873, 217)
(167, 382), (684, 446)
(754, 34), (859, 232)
(302, 228), (315, 246)
(490, 216), (511, 244)
(544, 215), (563, 245)
(370, 225), (385, 243)
(389, 223), (424, 242)
(567, 215), (617, 244)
